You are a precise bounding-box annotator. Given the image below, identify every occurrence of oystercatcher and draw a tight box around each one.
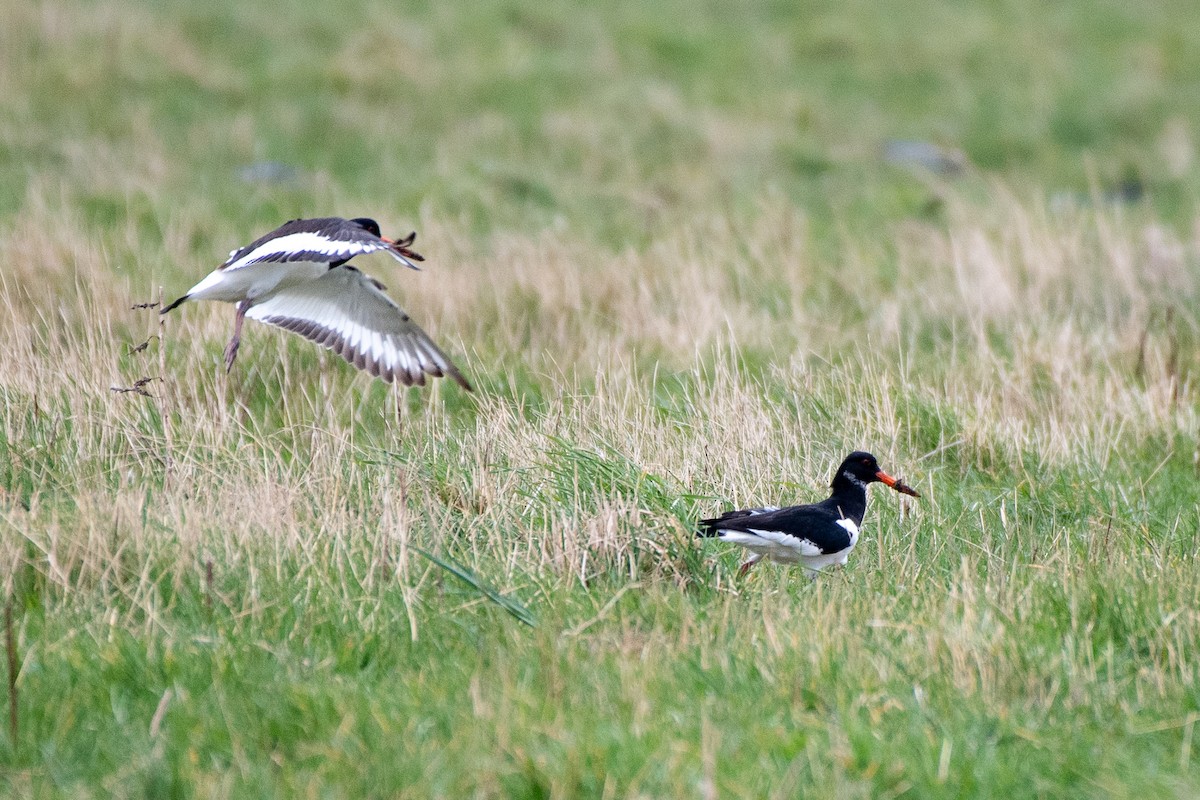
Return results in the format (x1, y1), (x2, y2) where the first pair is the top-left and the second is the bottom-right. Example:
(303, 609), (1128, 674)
(697, 451), (919, 577)
(160, 217), (471, 389)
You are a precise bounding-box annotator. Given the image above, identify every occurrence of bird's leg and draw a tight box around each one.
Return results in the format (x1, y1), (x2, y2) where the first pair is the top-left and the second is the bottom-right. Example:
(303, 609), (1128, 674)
(224, 300), (250, 373)
(737, 555), (762, 578)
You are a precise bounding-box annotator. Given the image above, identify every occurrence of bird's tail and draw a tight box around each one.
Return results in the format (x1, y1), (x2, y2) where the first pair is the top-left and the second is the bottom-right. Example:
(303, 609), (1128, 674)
(697, 508), (763, 538)
(160, 294), (189, 315)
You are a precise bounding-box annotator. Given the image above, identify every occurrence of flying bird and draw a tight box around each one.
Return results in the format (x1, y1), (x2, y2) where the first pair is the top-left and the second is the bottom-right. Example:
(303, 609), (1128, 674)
(697, 451), (919, 577)
(160, 217), (470, 389)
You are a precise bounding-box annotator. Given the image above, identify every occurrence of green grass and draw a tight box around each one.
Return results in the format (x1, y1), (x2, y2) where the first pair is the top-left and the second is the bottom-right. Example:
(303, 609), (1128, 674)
(4, 0), (1200, 796)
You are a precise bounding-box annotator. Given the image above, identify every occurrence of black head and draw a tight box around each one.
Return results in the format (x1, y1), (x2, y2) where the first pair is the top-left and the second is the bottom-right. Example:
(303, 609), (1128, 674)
(349, 217), (383, 237)
(834, 451), (883, 486)
(833, 451), (921, 497)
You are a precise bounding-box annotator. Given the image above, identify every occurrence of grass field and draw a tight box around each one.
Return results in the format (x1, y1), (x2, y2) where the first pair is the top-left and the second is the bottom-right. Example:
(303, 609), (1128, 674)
(4, 0), (1200, 796)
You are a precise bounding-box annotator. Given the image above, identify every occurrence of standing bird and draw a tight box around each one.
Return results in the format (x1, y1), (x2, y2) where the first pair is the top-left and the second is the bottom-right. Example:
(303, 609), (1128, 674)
(697, 451), (919, 578)
(160, 216), (471, 389)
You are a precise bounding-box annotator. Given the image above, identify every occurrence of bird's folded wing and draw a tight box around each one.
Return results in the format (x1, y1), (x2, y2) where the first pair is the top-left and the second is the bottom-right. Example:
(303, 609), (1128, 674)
(245, 266), (471, 389)
(734, 529), (825, 557)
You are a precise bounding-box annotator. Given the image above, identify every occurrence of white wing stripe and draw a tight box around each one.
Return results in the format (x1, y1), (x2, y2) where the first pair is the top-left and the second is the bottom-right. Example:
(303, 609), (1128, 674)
(417, 338), (449, 371)
(224, 232), (380, 270)
(242, 266), (468, 387)
(256, 313), (434, 383)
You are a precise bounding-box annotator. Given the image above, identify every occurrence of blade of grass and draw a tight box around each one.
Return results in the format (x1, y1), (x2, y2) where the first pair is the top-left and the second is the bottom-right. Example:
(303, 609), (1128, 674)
(414, 547), (537, 628)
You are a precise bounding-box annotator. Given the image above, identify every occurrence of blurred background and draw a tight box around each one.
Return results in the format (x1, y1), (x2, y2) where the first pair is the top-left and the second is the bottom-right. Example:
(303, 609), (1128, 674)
(5, 0), (1200, 253)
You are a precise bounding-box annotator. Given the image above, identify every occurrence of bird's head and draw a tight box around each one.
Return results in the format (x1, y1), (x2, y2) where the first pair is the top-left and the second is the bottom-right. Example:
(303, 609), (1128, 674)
(835, 451), (920, 497)
(349, 217), (383, 237)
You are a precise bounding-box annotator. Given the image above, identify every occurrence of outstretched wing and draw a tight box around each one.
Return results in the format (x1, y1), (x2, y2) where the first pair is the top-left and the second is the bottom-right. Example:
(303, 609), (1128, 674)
(222, 217), (423, 271)
(245, 265), (471, 389)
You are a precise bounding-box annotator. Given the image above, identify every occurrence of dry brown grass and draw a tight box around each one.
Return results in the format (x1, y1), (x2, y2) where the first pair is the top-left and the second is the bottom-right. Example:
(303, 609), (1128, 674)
(1, 179), (1197, 608)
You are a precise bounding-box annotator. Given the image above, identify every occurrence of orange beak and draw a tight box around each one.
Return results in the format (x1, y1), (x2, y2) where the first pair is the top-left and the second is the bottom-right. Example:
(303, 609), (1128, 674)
(876, 470), (921, 498)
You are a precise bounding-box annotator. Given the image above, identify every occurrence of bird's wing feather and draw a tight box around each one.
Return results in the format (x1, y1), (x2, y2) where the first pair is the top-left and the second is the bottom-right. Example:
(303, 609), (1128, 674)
(222, 218), (420, 271)
(245, 266), (470, 389)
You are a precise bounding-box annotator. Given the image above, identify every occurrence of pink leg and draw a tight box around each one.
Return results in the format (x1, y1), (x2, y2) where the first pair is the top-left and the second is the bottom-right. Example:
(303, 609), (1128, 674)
(224, 301), (250, 373)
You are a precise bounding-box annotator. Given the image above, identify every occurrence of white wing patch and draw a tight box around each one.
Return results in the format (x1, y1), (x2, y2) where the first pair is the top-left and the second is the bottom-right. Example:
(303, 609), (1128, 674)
(223, 231), (386, 271)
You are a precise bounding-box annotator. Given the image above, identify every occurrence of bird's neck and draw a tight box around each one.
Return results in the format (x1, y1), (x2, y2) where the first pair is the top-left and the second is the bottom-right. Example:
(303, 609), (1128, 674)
(827, 473), (870, 523)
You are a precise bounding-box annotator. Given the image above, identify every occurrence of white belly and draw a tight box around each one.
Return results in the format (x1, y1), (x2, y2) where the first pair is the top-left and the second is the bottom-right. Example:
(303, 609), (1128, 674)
(796, 548), (854, 572)
(185, 261), (328, 303)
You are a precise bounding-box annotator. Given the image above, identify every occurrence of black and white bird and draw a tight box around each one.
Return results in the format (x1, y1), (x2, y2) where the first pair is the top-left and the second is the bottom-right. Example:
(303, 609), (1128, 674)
(697, 451), (919, 577)
(161, 216), (471, 389)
